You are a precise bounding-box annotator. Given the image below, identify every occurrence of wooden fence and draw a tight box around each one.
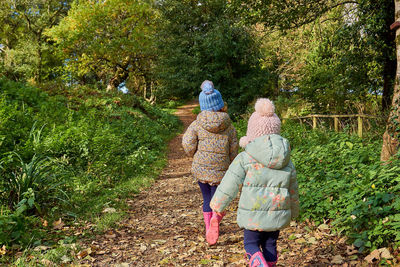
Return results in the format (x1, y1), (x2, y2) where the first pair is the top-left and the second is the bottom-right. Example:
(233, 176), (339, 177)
(282, 114), (383, 138)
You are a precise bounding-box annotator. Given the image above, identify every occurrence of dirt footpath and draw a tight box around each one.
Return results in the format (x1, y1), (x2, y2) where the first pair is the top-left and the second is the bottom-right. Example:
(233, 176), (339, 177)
(80, 102), (367, 266)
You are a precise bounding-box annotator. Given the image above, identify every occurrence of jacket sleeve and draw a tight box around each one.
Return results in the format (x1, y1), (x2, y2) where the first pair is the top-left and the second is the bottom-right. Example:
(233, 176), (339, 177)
(289, 164), (300, 219)
(210, 153), (246, 212)
(228, 126), (239, 162)
(182, 121), (198, 157)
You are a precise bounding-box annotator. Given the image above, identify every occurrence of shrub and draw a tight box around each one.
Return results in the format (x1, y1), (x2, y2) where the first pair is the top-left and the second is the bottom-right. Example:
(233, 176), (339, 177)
(281, 121), (400, 251)
(0, 78), (180, 248)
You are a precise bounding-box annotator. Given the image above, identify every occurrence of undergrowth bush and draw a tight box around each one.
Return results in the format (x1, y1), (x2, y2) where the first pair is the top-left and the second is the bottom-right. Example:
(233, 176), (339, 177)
(0, 78), (180, 248)
(281, 121), (400, 252)
(234, 114), (399, 253)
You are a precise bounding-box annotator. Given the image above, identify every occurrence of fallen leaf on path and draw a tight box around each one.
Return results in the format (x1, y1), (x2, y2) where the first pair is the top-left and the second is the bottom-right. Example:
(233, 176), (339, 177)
(40, 259), (53, 265)
(153, 239), (167, 244)
(61, 255), (71, 263)
(53, 218), (64, 230)
(104, 230), (116, 239)
(0, 245), (6, 255)
(378, 247), (393, 259)
(317, 224), (329, 231)
(331, 255), (344, 264)
(77, 248), (92, 259)
(103, 207), (116, 213)
(33, 245), (49, 251)
(159, 258), (170, 264)
(295, 238), (306, 244)
(365, 249), (381, 263)
(139, 244), (147, 253)
(307, 237), (317, 244)
(314, 232), (322, 239)
(350, 260), (360, 265)
(346, 245), (358, 255)
(227, 253), (244, 263)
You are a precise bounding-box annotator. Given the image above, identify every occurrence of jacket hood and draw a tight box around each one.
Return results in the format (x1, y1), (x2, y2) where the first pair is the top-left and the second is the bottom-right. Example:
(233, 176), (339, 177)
(197, 111), (231, 133)
(245, 134), (290, 169)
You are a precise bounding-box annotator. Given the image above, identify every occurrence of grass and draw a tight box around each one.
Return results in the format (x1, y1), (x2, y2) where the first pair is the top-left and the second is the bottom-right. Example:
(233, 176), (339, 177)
(0, 79), (183, 265)
(2, 128), (179, 266)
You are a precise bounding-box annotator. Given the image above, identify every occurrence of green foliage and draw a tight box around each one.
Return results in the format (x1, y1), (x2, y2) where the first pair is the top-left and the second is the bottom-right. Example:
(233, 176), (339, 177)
(46, 0), (156, 89)
(230, 0), (337, 29)
(0, 0), (71, 82)
(155, 0), (269, 116)
(281, 121), (400, 252)
(0, 153), (66, 212)
(231, 0), (395, 114)
(0, 203), (41, 247)
(0, 78), (180, 248)
(298, 1), (395, 113)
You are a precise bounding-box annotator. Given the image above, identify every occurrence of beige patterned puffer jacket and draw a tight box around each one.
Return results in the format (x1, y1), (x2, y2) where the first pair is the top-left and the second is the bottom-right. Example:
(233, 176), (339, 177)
(182, 111), (238, 185)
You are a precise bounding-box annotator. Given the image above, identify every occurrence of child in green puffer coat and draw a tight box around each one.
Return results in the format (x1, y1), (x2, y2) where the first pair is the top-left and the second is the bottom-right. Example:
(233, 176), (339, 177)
(210, 98), (299, 267)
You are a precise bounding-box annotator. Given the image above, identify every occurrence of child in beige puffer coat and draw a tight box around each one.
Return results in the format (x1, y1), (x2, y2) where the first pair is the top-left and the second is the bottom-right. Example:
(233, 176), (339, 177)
(182, 80), (238, 245)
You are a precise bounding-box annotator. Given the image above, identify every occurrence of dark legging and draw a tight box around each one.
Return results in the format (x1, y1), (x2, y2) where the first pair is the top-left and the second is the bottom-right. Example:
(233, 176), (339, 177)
(198, 181), (217, 212)
(244, 229), (279, 262)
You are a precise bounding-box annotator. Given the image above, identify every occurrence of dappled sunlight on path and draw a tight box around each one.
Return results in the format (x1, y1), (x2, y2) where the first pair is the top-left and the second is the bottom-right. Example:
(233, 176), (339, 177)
(79, 102), (367, 266)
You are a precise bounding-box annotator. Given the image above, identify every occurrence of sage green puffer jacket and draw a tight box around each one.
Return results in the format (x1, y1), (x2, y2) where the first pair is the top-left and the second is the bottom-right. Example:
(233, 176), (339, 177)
(210, 134), (299, 231)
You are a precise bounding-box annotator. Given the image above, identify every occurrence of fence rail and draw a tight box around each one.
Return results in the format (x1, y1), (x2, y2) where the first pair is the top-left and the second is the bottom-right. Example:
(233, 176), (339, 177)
(282, 114), (384, 138)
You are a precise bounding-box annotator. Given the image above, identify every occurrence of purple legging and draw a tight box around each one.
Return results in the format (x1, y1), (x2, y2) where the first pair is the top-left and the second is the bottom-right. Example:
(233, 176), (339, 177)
(198, 181), (217, 212)
(244, 229), (279, 262)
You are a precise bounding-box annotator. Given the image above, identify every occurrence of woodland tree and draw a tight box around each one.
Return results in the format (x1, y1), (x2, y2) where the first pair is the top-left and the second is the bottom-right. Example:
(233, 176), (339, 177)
(381, 0), (400, 161)
(155, 0), (268, 115)
(231, 0), (395, 111)
(0, 0), (71, 82)
(46, 0), (156, 91)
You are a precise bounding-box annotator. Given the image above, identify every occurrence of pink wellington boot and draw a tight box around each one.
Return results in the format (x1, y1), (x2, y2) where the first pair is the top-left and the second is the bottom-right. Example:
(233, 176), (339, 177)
(206, 212), (225, 245)
(203, 211), (212, 232)
(248, 251), (268, 267)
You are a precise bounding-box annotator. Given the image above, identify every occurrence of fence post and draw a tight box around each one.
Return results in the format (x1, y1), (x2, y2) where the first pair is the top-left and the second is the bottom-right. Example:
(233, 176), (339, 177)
(312, 116), (317, 129)
(358, 116), (363, 138)
(334, 117), (339, 132)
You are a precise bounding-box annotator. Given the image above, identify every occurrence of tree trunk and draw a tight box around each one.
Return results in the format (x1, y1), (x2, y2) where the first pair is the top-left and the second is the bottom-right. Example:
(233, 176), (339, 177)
(381, 0), (400, 161)
(382, 0), (397, 111)
(143, 76), (156, 103)
(36, 42), (42, 83)
(106, 67), (129, 91)
(382, 67), (394, 111)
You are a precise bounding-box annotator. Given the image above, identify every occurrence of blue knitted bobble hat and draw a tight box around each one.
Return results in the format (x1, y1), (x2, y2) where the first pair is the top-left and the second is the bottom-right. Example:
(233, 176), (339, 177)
(199, 80), (224, 111)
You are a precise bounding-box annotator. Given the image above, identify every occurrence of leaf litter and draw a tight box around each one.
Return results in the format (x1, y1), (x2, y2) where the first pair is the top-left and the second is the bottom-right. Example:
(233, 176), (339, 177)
(75, 102), (386, 266)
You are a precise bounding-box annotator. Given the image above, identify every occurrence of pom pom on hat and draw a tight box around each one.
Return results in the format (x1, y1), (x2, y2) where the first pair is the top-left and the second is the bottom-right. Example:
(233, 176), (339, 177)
(199, 80), (224, 111)
(255, 98), (275, 116)
(239, 98), (281, 148)
(201, 80), (214, 95)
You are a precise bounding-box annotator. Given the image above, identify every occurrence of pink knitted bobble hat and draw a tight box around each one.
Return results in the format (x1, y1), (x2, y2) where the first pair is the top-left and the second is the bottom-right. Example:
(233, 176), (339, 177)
(239, 98), (281, 148)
